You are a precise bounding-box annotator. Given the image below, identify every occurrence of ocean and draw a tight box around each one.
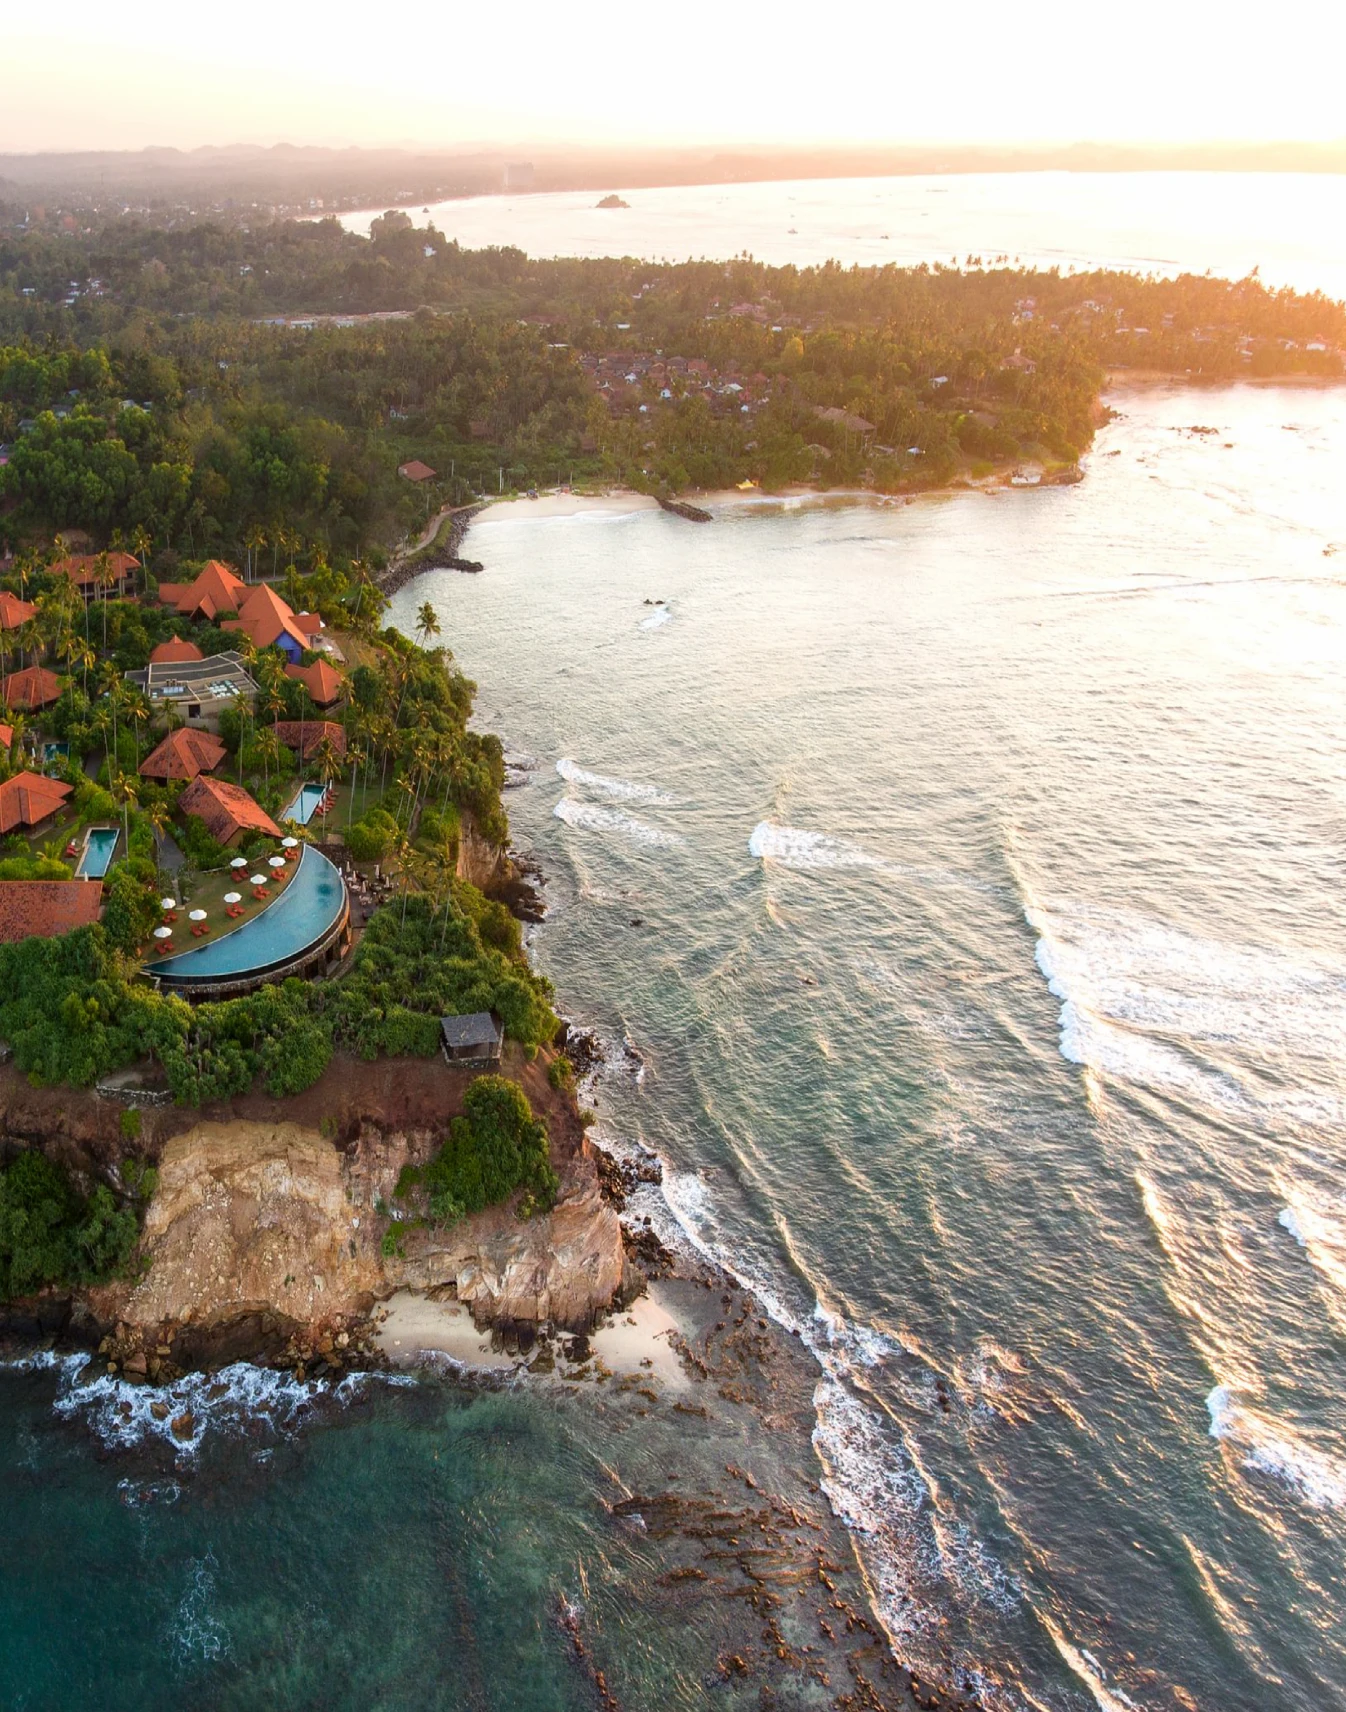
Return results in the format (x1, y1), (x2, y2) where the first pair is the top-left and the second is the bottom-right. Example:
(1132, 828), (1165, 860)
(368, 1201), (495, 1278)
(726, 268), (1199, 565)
(338, 170), (1346, 296)
(385, 380), (1346, 1709)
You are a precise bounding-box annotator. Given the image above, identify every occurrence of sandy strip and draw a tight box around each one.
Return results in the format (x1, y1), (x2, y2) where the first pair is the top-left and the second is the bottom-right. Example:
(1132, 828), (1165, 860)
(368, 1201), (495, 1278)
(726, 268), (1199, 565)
(474, 492), (658, 522)
(373, 1283), (692, 1392)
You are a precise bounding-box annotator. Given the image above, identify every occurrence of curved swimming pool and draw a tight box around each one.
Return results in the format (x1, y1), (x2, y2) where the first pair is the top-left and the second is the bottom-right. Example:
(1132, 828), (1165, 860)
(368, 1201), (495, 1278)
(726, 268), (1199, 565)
(146, 845), (347, 987)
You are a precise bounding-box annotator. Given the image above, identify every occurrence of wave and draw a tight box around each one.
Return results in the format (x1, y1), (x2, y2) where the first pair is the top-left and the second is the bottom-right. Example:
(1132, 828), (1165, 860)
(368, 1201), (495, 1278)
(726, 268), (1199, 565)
(1024, 896), (1346, 1122)
(46, 1355), (413, 1457)
(639, 604), (671, 629)
(1207, 1385), (1346, 1510)
(555, 758), (676, 803)
(1276, 1188), (1346, 1305)
(552, 797), (684, 847)
(749, 821), (881, 870)
(171, 1550), (231, 1667)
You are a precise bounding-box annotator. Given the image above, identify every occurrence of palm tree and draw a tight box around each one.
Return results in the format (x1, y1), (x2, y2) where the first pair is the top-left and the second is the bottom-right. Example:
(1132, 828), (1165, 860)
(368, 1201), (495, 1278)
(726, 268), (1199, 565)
(123, 687), (151, 766)
(312, 732), (342, 798)
(255, 725), (281, 792)
(131, 525), (152, 580)
(414, 601), (441, 649)
(94, 550), (114, 652)
(145, 797), (173, 882)
(244, 524), (267, 584)
(229, 686), (253, 783)
(111, 771), (138, 851)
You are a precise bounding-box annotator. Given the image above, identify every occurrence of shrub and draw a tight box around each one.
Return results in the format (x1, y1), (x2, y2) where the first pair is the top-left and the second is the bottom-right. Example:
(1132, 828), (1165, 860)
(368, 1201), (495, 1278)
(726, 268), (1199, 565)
(547, 1054), (574, 1093)
(0, 1149), (138, 1299)
(404, 1074), (556, 1226)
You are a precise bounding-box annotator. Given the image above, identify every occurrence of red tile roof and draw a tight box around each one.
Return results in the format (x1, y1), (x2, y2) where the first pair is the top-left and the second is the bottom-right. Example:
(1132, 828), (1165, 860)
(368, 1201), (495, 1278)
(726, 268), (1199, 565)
(272, 720), (347, 761)
(0, 591), (38, 631)
(224, 584), (311, 655)
(179, 776), (282, 845)
(149, 638), (205, 665)
(2, 666), (62, 710)
(51, 551), (139, 590)
(284, 659), (344, 706)
(158, 560), (246, 620)
(0, 771), (73, 834)
(138, 726), (228, 781)
(0, 723), (12, 752)
(0, 880), (102, 945)
(291, 611), (324, 637)
(398, 459), (437, 482)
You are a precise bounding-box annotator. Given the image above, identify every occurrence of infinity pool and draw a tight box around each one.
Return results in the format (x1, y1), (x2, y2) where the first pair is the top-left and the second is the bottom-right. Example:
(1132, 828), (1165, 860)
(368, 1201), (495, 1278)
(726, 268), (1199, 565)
(145, 846), (346, 986)
(283, 783), (328, 826)
(75, 827), (118, 879)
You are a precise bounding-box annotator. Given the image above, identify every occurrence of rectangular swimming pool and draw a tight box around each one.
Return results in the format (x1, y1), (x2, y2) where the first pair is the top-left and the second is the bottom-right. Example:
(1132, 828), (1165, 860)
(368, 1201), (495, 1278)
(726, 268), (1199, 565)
(76, 826), (119, 879)
(283, 783), (328, 826)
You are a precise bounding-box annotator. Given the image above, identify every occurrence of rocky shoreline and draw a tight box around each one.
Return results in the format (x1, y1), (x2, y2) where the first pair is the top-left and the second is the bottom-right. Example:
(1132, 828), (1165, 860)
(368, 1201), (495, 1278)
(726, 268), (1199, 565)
(378, 502), (485, 598)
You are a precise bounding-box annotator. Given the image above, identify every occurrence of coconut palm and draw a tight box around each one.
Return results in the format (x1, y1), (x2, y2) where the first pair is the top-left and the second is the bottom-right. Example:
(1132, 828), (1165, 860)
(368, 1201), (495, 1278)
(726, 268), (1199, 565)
(414, 601), (441, 649)
(255, 725), (282, 792)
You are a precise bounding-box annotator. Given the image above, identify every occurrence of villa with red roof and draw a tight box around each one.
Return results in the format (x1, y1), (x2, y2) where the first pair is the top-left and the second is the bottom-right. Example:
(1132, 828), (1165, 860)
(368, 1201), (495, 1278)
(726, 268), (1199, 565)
(0, 591), (38, 632)
(273, 720), (347, 762)
(0, 771), (73, 835)
(148, 637), (205, 666)
(52, 551), (139, 602)
(285, 658), (344, 708)
(156, 559), (247, 622)
(222, 584), (312, 661)
(179, 776), (282, 845)
(139, 727), (228, 782)
(2, 666), (62, 711)
(0, 881), (103, 945)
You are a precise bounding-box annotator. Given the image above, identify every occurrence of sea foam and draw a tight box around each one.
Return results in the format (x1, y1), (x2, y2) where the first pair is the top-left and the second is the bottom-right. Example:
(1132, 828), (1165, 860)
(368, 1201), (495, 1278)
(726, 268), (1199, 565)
(555, 758), (675, 803)
(552, 797), (684, 846)
(749, 821), (880, 870)
(1206, 1385), (1346, 1510)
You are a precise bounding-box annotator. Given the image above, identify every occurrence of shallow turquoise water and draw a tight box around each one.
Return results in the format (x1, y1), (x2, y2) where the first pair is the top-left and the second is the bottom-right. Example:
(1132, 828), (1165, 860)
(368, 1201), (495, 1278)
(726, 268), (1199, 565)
(389, 383), (1346, 1711)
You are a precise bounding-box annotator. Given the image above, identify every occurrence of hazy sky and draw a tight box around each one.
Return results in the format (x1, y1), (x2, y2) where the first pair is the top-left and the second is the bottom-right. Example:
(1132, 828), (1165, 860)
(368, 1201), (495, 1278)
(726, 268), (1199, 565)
(6, 0), (1346, 154)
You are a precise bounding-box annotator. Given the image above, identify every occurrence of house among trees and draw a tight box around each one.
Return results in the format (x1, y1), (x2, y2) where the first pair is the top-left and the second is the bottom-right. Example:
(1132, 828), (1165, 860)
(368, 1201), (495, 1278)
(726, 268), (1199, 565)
(2, 665), (62, 711)
(285, 658), (344, 708)
(398, 459), (436, 483)
(52, 551), (139, 602)
(124, 650), (257, 727)
(0, 771), (73, 835)
(138, 726), (228, 782)
(157, 559), (247, 621)
(0, 880), (102, 945)
(0, 591), (37, 632)
(272, 719), (346, 763)
(222, 584), (316, 662)
(178, 775), (282, 845)
(148, 637), (205, 666)
(439, 1012), (504, 1066)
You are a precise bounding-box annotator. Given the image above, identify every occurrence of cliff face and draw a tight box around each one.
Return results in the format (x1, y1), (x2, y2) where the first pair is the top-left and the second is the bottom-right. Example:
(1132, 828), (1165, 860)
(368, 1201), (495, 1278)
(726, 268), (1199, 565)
(114, 1118), (625, 1337)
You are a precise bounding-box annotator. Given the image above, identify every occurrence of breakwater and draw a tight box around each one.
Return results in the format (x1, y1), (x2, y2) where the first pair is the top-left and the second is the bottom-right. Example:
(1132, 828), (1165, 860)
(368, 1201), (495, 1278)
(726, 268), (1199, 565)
(379, 503), (485, 597)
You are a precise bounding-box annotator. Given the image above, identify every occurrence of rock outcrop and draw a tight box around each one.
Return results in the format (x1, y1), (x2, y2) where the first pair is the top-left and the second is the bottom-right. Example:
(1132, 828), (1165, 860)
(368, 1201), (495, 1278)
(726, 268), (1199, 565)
(118, 1118), (625, 1337)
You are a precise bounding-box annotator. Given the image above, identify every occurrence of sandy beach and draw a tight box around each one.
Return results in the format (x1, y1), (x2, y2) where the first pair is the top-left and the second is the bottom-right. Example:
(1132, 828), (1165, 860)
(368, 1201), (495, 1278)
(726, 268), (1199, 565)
(374, 1283), (692, 1392)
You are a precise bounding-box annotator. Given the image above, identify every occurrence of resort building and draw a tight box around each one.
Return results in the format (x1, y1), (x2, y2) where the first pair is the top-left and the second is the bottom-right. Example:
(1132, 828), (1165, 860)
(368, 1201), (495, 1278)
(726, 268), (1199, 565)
(123, 651), (257, 727)
(2, 665), (62, 711)
(0, 880), (102, 945)
(440, 1012), (504, 1066)
(398, 459), (437, 483)
(51, 551), (139, 602)
(0, 771), (73, 835)
(272, 720), (347, 763)
(178, 775), (282, 845)
(0, 591), (37, 632)
(156, 559), (247, 621)
(0, 722), (12, 754)
(222, 585), (316, 662)
(138, 726), (228, 782)
(148, 637), (205, 666)
(284, 658), (344, 708)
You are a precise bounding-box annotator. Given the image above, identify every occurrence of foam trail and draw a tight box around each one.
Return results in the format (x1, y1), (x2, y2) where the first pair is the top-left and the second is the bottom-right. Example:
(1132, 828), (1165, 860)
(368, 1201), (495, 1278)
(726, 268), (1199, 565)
(750, 821), (881, 870)
(553, 797), (684, 847)
(1206, 1385), (1346, 1510)
(639, 604), (671, 629)
(555, 758), (675, 803)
